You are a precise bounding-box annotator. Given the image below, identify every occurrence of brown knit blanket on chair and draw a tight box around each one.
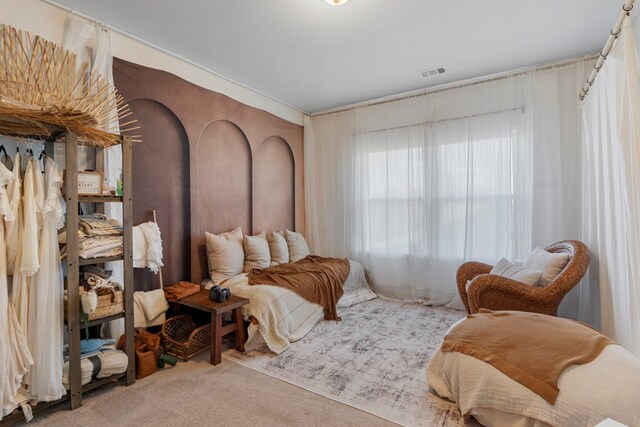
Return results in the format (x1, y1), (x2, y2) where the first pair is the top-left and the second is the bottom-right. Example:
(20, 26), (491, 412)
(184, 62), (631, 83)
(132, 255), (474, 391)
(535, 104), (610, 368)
(441, 309), (614, 404)
(247, 255), (349, 321)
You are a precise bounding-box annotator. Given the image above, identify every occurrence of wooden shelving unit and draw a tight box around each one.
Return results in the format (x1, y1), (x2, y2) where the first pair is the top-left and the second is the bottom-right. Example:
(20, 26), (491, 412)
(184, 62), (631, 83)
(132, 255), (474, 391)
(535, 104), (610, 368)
(0, 130), (136, 425)
(64, 131), (136, 410)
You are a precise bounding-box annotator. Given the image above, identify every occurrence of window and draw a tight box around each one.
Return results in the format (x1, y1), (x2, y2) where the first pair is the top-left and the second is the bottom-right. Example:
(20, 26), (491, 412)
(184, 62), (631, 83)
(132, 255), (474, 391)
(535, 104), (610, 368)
(354, 116), (523, 263)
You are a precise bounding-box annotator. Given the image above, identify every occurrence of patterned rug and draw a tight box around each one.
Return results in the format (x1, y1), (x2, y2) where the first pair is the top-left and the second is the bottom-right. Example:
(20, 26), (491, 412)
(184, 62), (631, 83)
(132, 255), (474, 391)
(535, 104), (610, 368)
(223, 298), (469, 426)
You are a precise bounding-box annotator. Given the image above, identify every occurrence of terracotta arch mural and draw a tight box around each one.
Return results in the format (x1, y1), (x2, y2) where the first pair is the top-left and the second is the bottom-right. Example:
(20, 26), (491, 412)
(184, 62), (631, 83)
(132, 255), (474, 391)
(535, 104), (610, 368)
(113, 57), (304, 285)
(193, 120), (252, 280)
(254, 136), (295, 233)
(127, 98), (190, 291)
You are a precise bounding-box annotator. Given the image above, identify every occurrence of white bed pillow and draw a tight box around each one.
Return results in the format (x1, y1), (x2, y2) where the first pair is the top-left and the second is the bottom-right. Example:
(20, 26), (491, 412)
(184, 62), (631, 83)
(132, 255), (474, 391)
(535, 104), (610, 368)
(206, 227), (244, 284)
(268, 230), (289, 266)
(284, 229), (310, 262)
(490, 258), (543, 286)
(243, 232), (271, 272)
(427, 343), (640, 427)
(524, 247), (570, 286)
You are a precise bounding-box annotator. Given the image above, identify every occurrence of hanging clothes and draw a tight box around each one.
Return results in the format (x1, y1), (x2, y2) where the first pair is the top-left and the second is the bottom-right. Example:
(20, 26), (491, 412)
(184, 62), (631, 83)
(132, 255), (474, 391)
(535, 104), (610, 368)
(6, 153), (21, 275)
(9, 156), (30, 336)
(0, 162), (32, 418)
(25, 157), (45, 391)
(28, 158), (66, 402)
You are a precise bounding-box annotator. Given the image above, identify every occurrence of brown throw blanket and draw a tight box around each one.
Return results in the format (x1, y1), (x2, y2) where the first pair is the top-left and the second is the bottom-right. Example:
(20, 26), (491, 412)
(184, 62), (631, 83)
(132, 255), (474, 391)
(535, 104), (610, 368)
(248, 255), (349, 321)
(442, 309), (614, 405)
(164, 281), (201, 302)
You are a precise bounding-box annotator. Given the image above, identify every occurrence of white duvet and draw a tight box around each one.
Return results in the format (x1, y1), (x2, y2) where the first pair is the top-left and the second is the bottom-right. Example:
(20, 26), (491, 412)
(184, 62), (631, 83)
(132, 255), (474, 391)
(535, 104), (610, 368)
(204, 260), (376, 354)
(427, 319), (640, 427)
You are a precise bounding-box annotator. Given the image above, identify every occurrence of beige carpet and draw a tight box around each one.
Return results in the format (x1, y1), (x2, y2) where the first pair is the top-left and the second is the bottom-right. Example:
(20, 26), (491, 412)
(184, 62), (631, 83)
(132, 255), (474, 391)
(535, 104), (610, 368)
(25, 353), (396, 427)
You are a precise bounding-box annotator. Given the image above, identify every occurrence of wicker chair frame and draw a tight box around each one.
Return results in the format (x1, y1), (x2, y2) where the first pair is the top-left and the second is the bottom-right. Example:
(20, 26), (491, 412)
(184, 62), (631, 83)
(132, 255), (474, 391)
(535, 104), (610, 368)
(456, 240), (590, 315)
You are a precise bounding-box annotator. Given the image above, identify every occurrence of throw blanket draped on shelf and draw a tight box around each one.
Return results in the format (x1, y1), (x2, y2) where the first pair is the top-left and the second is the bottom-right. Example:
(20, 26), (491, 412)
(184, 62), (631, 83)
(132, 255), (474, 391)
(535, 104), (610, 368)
(248, 255), (349, 321)
(441, 309), (614, 404)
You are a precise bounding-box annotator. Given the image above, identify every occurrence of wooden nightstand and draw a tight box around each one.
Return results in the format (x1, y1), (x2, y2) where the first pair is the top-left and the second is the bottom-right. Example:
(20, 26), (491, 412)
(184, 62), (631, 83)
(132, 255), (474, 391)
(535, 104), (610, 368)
(176, 291), (249, 365)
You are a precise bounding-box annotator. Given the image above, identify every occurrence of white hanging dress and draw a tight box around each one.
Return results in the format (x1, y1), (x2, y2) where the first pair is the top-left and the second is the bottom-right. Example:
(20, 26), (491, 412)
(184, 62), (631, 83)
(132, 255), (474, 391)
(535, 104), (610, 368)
(29, 158), (66, 402)
(0, 162), (32, 418)
(9, 155), (29, 332)
(20, 157), (44, 390)
(6, 153), (21, 275)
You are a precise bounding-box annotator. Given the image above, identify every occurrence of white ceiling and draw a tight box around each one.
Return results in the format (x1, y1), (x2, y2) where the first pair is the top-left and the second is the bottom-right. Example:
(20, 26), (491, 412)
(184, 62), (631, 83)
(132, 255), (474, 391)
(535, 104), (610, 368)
(53, 0), (633, 113)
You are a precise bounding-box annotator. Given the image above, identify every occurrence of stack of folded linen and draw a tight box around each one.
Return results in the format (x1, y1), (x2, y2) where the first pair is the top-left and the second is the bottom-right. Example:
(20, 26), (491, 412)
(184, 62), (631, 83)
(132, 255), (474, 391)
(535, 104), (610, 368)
(78, 236), (123, 259)
(59, 214), (124, 259)
(79, 213), (122, 236)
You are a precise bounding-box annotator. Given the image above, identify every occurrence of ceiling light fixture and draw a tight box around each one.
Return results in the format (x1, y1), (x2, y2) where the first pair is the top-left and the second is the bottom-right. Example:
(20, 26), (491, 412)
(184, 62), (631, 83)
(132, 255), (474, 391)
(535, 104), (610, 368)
(324, 0), (350, 6)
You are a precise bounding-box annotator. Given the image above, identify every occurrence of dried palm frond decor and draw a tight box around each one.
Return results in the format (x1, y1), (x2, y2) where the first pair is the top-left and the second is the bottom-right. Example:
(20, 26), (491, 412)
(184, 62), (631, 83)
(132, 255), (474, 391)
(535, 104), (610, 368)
(0, 24), (140, 147)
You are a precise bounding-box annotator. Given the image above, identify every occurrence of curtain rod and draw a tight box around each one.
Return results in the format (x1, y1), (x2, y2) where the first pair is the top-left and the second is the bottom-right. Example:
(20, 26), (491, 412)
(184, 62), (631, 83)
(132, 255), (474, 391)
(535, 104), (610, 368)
(354, 106), (525, 137)
(579, 0), (635, 100)
(312, 54), (597, 118)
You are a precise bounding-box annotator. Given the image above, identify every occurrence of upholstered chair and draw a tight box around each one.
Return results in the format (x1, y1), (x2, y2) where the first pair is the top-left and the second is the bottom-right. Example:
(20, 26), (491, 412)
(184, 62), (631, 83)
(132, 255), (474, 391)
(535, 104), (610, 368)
(456, 240), (589, 316)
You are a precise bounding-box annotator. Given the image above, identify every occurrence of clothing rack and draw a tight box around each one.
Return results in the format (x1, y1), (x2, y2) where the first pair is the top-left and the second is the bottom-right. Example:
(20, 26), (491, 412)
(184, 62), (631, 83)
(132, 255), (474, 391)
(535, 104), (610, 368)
(579, 0), (635, 100)
(0, 130), (136, 425)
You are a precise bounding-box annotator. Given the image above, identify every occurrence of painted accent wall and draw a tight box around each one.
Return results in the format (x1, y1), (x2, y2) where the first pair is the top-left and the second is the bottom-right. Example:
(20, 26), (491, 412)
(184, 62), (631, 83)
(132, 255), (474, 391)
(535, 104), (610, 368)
(113, 59), (304, 289)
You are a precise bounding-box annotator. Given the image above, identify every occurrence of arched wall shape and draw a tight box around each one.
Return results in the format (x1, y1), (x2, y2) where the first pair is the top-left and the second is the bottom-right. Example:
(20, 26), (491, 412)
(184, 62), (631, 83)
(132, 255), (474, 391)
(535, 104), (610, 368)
(254, 136), (296, 233)
(195, 119), (252, 279)
(113, 57), (304, 285)
(127, 98), (191, 291)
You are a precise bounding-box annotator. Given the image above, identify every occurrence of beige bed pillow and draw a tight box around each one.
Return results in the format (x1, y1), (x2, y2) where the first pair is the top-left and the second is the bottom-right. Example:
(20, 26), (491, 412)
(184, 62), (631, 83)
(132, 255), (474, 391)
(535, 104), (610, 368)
(206, 227), (244, 284)
(268, 231), (289, 266)
(284, 229), (310, 262)
(243, 232), (271, 272)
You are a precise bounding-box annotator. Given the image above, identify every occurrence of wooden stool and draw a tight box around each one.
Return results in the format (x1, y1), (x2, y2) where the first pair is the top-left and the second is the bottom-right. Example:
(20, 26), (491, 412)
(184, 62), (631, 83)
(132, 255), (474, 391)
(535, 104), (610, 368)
(176, 291), (249, 365)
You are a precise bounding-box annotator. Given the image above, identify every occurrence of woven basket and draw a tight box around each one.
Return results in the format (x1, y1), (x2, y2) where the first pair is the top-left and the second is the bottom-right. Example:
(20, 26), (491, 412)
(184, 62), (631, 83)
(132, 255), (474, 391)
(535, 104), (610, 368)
(161, 315), (210, 361)
(65, 288), (124, 321)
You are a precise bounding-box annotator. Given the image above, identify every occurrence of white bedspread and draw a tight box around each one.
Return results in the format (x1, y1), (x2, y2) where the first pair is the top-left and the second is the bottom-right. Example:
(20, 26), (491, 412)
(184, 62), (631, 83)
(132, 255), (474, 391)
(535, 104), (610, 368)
(427, 320), (640, 427)
(204, 260), (376, 354)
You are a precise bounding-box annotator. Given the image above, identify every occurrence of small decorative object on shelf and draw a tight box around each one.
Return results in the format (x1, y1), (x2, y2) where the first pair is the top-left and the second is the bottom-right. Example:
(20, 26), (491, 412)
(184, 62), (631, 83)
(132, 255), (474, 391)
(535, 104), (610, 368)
(77, 171), (103, 195)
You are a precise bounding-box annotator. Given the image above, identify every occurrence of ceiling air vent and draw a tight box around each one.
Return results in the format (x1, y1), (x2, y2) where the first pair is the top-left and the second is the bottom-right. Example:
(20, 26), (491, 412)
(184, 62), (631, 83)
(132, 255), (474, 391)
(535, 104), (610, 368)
(419, 67), (446, 78)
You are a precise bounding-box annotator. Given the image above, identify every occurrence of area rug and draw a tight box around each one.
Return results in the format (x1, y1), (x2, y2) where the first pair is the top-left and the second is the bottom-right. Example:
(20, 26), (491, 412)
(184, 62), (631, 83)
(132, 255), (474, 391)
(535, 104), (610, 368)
(223, 298), (470, 427)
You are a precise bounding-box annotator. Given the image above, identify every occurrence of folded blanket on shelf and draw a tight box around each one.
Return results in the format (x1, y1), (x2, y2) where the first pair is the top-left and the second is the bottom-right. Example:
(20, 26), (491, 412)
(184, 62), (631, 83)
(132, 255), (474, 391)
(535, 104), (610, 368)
(78, 236), (123, 259)
(79, 213), (122, 237)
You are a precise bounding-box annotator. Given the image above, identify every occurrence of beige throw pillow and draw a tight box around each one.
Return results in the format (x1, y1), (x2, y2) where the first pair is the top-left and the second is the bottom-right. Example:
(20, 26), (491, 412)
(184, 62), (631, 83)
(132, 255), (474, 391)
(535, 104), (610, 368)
(490, 258), (543, 286)
(205, 227), (244, 284)
(284, 229), (310, 262)
(243, 232), (271, 272)
(523, 247), (570, 286)
(268, 231), (289, 266)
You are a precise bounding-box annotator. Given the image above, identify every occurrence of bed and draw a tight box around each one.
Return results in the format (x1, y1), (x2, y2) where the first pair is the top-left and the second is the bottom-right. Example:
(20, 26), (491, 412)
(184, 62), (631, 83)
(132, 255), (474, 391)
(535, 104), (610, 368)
(203, 259), (376, 354)
(427, 314), (640, 427)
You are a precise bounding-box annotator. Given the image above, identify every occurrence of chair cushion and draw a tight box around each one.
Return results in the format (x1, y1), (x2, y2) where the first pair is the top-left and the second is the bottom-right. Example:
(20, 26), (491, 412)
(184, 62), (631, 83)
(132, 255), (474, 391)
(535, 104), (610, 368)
(524, 247), (570, 286)
(490, 258), (543, 286)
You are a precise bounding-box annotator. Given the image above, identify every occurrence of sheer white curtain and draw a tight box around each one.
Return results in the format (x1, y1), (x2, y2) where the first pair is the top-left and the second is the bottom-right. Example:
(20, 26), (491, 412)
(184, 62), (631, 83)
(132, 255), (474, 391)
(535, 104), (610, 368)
(307, 60), (591, 310)
(581, 17), (640, 355)
(62, 15), (124, 340)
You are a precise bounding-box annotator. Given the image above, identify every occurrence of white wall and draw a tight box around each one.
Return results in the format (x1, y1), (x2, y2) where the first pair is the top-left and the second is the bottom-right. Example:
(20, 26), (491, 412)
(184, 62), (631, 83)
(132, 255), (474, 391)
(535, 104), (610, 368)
(1, 0), (305, 126)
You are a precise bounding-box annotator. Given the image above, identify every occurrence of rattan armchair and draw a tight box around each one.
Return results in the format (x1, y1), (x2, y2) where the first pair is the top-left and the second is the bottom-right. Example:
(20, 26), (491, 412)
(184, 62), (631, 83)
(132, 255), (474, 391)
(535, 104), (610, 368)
(456, 240), (590, 315)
